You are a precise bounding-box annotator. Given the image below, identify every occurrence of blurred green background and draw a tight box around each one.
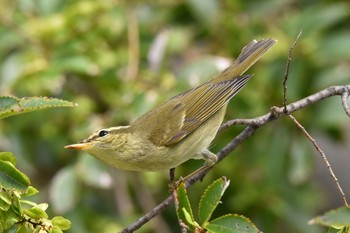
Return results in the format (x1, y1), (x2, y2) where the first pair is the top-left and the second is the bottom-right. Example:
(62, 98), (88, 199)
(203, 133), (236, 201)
(1, 0), (350, 232)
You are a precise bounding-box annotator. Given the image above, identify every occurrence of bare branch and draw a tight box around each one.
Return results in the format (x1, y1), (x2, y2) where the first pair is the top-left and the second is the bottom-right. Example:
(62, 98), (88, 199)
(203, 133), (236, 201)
(288, 114), (348, 206)
(282, 30), (302, 113)
(341, 92), (350, 117)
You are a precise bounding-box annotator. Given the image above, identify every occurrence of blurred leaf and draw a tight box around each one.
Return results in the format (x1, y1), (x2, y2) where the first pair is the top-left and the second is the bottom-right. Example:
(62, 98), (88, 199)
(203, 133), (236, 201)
(52, 216), (72, 230)
(49, 166), (80, 214)
(0, 160), (30, 191)
(198, 177), (230, 225)
(317, 32), (350, 63)
(52, 225), (64, 233)
(76, 155), (112, 189)
(309, 206), (350, 228)
(0, 191), (12, 211)
(23, 206), (48, 219)
(0, 96), (77, 119)
(0, 152), (16, 165)
(22, 186), (39, 197)
(186, 0), (219, 26)
(205, 214), (259, 233)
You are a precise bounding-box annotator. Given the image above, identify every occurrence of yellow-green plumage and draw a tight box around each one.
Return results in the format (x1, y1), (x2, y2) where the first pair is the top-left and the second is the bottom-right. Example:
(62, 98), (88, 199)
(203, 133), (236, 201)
(65, 39), (276, 171)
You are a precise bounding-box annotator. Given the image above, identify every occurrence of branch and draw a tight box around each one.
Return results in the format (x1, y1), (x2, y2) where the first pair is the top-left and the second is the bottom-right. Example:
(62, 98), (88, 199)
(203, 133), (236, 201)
(121, 84), (350, 233)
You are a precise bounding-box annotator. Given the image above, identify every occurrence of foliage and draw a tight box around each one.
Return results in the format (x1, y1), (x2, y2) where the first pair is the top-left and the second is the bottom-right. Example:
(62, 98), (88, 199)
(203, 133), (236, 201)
(309, 206), (350, 233)
(177, 177), (259, 233)
(0, 96), (74, 232)
(0, 0), (349, 232)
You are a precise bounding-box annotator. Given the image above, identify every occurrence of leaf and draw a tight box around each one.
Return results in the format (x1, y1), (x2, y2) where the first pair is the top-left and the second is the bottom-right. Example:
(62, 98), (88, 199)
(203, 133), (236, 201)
(0, 96), (77, 119)
(198, 177), (230, 225)
(52, 216), (71, 230)
(49, 166), (80, 214)
(0, 191), (12, 211)
(205, 214), (259, 233)
(76, 155), (112, 189)
(52, 226), (64, 233)
(23, 206), (48, 219)
(176, 181), (197, 230)
(0, 160), (30, 191)
(0, 152), (17, 165)
(22, 186), (39, 197)
(309, 206), (350, 228)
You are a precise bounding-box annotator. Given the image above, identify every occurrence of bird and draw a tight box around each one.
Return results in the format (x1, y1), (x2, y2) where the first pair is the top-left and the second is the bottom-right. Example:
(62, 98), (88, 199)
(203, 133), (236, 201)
(65, 38), (276, 172)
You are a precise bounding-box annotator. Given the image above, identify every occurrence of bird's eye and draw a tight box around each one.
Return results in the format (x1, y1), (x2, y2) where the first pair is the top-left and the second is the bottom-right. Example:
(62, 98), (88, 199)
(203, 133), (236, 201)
(98, 130), (109, 137)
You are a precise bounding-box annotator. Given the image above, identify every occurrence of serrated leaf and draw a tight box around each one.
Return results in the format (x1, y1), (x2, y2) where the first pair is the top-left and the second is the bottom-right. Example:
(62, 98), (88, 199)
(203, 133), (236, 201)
(0, 96), (77, 119)
(52, 216), (71, 230)
(205, 214), (259, 233)
(0, 152), (17, 165)
(198, 177), (230, 225)
(0, 160), (30, 191)
(23, 206), (48, 219)
(176, 181), (196, 230)
(309, 206), (350, 228)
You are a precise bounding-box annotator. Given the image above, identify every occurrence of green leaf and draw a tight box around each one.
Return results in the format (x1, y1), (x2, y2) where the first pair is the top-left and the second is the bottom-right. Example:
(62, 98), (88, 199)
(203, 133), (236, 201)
(0, 152), (17, 165)
(0, 191), (12, 211)
(76, 155), (112, 189)
(198, 177), (230, 225)
(0, 96), (77, 119)
(327, 227), (349, 233)
(0, 160), (30, 191)
(16, 224), (33, 233)
(52, 226), (64, 233)
(23, 206), (48, 219)
(22, 186), (39, 197)
(309, 206), (350, 228)
(49, 166), (80, 214)
(176, 181), (197, 230)
(52, 216), (71, 230)
(3, 224), (20, 233)
(205, 214), (259, 233)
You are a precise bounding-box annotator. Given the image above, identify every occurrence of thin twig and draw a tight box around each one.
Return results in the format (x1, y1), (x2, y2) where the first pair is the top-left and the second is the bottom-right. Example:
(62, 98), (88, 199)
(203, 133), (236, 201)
(288, 115), (348, 206)
(282, 30), (302, 113)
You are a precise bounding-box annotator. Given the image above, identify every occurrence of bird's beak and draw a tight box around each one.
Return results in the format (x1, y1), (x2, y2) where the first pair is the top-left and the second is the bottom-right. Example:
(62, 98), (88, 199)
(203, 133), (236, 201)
(64, 143), (89, 150)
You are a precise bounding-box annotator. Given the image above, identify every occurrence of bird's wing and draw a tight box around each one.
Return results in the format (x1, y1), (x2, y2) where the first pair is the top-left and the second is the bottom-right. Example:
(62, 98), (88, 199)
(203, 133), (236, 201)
(132, 75), (251, 147)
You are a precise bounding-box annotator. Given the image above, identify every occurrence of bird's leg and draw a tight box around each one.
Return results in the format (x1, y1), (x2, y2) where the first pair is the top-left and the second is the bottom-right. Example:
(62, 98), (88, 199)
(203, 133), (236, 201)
(176, 150), (217, 185)
(201, 150), (218, 166)
(169, 168), (178, 192)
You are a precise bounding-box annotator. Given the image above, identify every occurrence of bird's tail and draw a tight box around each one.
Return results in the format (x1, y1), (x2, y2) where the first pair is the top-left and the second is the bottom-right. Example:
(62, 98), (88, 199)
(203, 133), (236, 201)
(211, 38), (276, 83)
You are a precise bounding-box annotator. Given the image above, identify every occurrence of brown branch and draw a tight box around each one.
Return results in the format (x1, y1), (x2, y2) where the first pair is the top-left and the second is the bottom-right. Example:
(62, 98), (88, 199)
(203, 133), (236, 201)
(341, 92), (350, 117)
(121, 84), (350, 233)
(288, 114), (348, 206)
